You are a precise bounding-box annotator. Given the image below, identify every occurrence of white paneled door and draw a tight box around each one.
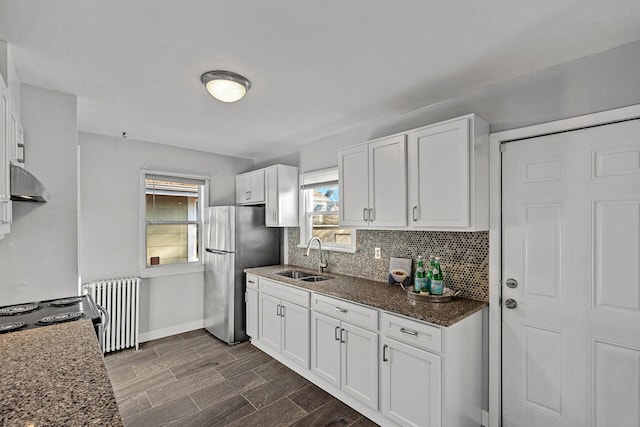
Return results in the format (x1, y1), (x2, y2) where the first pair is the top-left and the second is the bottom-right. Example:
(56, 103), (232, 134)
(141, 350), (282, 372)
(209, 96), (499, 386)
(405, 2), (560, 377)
(501, 119), (640, 427)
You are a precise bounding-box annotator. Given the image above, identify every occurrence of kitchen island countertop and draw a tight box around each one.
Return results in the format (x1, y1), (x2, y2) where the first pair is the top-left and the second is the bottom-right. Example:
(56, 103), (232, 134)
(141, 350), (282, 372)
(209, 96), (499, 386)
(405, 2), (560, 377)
(0, 319), (123, 426)
(245, 264), (487, 327)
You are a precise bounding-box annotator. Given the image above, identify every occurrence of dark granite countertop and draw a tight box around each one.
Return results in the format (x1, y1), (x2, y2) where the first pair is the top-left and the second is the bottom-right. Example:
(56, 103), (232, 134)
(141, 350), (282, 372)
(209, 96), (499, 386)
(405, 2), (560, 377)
(0, 320), (123, 427)
(245, 264), (487, 327)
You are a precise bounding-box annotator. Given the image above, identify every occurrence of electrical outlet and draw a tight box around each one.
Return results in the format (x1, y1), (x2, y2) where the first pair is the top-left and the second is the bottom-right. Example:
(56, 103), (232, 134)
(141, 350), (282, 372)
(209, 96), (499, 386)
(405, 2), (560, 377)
(374, 247), (381, 259)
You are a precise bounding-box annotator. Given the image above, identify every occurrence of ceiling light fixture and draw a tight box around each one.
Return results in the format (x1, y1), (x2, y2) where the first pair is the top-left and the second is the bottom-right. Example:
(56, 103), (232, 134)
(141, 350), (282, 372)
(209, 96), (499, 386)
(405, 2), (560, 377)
(200, 70), (251, 103)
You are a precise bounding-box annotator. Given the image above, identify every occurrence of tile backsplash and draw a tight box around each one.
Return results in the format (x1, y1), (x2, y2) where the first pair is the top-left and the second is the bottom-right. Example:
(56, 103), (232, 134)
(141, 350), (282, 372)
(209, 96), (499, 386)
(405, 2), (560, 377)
(288, 228), (489, 302)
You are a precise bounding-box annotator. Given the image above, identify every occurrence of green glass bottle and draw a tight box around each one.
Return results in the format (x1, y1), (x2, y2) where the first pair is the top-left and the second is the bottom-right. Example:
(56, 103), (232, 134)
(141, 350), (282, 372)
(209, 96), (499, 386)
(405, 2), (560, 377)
(414, 256), (427, 293)
(430, 257), (444, 295)
(426, 255), (435, 293)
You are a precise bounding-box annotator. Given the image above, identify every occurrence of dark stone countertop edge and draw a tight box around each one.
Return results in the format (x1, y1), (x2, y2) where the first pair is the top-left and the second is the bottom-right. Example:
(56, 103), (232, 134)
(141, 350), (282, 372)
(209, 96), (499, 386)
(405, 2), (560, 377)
(245, 264), (487, 327)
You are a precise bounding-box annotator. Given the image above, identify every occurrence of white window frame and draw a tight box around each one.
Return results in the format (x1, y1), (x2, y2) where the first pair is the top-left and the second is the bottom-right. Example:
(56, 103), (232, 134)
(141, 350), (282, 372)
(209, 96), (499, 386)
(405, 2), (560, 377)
(298, 167), (356, 253)
(140, 170), (209, 278)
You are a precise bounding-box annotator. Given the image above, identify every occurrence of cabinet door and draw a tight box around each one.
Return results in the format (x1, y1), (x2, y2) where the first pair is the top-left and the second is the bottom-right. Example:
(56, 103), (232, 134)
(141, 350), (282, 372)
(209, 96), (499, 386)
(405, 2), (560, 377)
(408, 118), (470, 228)
(368, 135), (407, 227)
(259, 293), (282, 353)
(341, 322), (379, 410)
(265, 166), (278, 226)
(245, 288), (258, 339)
(248, 169), (265, 203)
(236, 174), (251, 204)
(0, 86), (8, 201)
(281, 301), (310, 368)
(311, 311), (341, 388)
(236, 170), (266, 205)
(0, 84), (10, 236)
(339, 144), (369, 227)
(381, 337), (441, 427)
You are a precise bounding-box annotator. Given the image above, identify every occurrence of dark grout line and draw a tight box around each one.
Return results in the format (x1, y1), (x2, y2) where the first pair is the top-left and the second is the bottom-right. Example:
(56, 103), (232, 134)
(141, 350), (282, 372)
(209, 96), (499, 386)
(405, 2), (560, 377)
(286, 396), (309, 415)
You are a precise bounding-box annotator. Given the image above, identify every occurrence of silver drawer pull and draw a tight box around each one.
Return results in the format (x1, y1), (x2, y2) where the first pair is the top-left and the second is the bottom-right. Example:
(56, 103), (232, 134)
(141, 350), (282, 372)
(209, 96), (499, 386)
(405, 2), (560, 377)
(248, 280), (255, 284)
(400, 327), (418, 336)
(334, 307), (348, 313)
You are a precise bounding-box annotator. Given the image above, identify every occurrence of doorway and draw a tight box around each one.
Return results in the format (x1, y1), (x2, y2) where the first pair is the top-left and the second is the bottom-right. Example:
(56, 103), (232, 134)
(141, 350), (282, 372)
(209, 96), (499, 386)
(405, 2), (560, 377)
(489, 106), (640, 427)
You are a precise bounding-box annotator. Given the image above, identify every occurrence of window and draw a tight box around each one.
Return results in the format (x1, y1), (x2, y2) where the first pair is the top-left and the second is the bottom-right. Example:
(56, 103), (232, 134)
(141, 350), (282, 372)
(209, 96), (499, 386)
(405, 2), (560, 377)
(142, 173), (207, 272)
(299, 168), (356, 252)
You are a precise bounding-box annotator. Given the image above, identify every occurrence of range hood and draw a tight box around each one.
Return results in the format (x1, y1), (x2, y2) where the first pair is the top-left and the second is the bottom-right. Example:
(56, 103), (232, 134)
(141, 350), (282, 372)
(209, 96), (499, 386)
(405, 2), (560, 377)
(10, 164), (48, 202)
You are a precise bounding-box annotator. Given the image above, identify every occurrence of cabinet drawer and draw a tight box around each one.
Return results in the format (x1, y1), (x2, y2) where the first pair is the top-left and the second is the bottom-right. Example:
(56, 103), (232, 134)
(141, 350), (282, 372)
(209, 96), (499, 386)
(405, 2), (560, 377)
(311, 293), (378, 330)
(246, 274), (258, 291)
(380, 312), (441, 353)
(259, 278), (310, 308)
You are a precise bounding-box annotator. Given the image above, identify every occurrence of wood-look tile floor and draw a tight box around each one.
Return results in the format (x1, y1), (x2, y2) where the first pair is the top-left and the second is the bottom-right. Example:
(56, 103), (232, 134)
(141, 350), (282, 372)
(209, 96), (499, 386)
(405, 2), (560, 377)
(104, 329), (379, 427)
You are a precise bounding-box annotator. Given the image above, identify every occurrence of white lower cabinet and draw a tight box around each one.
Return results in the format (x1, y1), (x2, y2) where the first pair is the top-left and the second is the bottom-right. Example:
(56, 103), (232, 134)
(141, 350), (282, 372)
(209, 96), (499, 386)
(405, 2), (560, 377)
(311, 311), (378, 409)
(381, 336), (441, 427)
(245, 288), (258, 339)
(258, 281), (310, 369)
(245, 274), (259, 339)
(248, 275), (484, 427)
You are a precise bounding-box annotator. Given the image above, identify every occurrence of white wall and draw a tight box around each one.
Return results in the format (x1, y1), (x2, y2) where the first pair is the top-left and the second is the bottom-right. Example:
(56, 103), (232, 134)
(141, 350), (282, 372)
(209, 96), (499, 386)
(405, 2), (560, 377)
(0, 84), (78, 304)
(79, 132), (253, 339)
(258, 40), (640, 172)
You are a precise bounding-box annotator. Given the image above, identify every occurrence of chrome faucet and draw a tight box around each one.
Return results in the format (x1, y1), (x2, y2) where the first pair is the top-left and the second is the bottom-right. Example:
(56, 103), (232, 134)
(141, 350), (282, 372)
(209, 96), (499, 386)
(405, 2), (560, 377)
(305, 237), (328, 273)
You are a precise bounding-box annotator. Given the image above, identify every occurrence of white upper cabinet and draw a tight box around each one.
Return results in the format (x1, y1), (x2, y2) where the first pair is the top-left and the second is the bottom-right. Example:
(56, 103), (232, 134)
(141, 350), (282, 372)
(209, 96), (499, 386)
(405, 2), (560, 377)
(236, 168), (265, 205)
(407, 114), (489, 230)
(338, 114), (488, 231)
(338, 143), (368, 227)
(265, 164), (298, 227)
(236, 164), (298, 227)
(0, 76), (11, 239)
(339, 135), (407, 228)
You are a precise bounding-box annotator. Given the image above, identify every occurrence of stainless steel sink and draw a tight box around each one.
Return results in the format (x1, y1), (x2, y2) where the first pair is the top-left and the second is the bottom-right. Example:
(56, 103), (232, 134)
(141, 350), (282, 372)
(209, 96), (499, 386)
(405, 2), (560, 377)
(277, 270), (330, 282)
(299, 275), (329, 282)
(277, 270), (314, 279)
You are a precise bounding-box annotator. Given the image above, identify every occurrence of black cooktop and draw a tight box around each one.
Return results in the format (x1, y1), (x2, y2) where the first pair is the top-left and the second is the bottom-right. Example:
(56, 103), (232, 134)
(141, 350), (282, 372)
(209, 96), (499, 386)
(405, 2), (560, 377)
(0, 295), (101, 333)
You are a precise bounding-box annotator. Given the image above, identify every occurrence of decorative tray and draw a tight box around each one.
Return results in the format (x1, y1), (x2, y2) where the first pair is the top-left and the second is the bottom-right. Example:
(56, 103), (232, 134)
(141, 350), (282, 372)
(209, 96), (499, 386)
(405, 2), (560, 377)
(406, 287), (460, 303)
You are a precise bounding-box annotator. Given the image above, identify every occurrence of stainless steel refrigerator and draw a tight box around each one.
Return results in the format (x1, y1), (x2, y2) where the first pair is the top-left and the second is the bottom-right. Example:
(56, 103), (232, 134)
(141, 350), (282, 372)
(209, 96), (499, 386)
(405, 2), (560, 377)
(204, 206), (280, 344)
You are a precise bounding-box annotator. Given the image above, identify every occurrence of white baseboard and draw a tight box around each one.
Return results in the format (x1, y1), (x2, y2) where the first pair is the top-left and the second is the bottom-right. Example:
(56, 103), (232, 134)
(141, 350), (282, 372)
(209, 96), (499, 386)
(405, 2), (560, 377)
(138, 320), (205, 343)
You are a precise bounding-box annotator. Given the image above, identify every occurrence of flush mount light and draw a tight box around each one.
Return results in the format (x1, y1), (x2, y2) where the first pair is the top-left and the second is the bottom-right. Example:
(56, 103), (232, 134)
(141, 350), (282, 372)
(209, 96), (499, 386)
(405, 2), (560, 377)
(200, 70), (251, 103)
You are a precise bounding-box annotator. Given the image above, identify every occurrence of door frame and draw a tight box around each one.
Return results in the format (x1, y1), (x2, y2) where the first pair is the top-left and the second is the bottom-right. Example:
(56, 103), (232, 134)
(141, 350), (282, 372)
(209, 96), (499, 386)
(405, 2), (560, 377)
(487, 104), (640, 427)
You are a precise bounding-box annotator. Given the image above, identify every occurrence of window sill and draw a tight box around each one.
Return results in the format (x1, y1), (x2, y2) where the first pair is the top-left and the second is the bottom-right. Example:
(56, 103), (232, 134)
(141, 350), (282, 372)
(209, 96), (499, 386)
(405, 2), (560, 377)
(297, 244), (357, 254)
(140, 263), (204, 278)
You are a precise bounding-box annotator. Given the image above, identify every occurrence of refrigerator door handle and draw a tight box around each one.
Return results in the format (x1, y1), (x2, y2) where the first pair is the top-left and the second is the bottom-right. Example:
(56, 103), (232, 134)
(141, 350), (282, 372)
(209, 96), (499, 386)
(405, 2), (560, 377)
(206, 248), (230, 255)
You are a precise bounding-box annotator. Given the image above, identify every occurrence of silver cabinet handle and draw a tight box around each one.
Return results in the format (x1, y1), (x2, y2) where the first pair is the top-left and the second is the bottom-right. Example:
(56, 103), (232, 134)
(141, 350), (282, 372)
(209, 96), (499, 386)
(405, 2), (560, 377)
(505, 299), (518, 309)
(281, 305), (285, 317)
(382, 344), (389, 362)
(369, 208), (374, 221)
(412, 206), (418, 221)
(276, 304), (281, 316)
(334, 307), (348, 313)
(340, 328), (345, 343)
(400, 327), (418, 336)
(248, 280), (255, 284)
(363, 208), (368, 221)
(335, 326), (340, 341)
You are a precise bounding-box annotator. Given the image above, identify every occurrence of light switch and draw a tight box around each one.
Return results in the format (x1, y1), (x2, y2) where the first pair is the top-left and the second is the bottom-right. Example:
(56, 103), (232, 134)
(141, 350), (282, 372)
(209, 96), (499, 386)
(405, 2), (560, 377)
(374, 247), (381, 259)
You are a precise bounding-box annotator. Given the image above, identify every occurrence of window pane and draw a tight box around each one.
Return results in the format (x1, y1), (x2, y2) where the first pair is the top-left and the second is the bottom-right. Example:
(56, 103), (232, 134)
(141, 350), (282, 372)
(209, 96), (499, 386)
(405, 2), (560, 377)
(311, 185), (339, 212)
(146, 194), (198, 221)
(146, 223), (199, 266)
(311, 214), (352, 246)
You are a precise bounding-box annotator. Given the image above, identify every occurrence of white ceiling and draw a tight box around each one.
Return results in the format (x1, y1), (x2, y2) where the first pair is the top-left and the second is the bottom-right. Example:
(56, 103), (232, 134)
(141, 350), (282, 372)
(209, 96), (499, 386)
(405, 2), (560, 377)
(1, 1), (639, 160)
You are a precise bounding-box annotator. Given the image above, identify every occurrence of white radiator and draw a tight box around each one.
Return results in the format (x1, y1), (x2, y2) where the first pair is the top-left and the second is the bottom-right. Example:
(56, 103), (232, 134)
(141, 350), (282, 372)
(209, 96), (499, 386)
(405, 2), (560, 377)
(82, 277), (140, 353)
